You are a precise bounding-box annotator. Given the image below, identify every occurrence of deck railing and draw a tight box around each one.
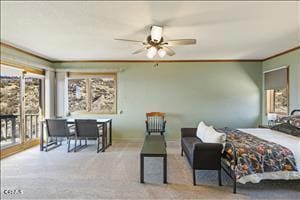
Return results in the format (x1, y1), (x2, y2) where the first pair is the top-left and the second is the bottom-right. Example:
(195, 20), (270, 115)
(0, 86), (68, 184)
(24, 114), (40, 139)
(0, 114), (40, 146)
(0, 115), (18, 143)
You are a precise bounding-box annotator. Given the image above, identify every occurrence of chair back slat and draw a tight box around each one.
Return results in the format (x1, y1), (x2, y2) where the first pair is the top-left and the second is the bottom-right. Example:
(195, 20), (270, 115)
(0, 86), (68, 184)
(146, 112), (166, 134)
(46, 119), (69, 137)
(75, 119), (98, 138)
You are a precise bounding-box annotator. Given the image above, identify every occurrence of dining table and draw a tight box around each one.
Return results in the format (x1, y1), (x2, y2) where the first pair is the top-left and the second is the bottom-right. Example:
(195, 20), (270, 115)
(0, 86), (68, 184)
(39, 118), (112, 152)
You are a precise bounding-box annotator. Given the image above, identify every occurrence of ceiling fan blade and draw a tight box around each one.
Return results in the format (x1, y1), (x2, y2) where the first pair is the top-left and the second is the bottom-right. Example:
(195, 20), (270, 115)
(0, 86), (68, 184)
(163, 39), (196, 46)
(115, 38), (144, 43)
(162, 46), (175, 56)
(132, 47), (148, 54)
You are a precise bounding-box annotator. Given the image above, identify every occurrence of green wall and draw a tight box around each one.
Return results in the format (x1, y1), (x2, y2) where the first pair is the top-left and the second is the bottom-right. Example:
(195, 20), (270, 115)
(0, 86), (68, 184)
(262, 49), (300, 123)
(55, 61), (262, 140)
(3, 44), (300, 140)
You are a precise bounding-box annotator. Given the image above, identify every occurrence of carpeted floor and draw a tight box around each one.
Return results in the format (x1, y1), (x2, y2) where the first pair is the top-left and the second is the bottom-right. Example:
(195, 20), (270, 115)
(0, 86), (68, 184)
(1, 140), (299, 199)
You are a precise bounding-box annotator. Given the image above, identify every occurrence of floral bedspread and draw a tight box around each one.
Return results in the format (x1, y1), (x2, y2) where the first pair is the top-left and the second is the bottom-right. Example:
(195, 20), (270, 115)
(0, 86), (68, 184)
(218, 127), (298, 181)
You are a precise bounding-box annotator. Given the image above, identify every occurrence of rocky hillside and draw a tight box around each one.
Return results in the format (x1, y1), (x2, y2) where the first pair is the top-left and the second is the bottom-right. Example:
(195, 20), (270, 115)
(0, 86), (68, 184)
(68, 78), (116, 113)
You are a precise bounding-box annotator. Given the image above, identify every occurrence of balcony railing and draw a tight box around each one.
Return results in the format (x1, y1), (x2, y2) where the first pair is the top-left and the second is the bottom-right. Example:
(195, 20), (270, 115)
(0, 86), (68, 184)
(0, 115), (18, 144)
(24, 114), (40, 139)
(0, 114), (40, 149)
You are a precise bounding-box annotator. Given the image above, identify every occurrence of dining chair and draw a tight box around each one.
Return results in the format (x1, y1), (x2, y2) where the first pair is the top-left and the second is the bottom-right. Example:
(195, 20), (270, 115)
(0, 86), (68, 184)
(74, 119), (103, 153)
(145, 112), (167, 135)
(45, 119), (75, 152)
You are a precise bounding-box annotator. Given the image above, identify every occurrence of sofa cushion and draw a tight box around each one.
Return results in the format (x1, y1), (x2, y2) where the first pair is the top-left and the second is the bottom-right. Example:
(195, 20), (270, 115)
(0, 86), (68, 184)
(182, 137), (201, 159)
(196, 121), (209, 141)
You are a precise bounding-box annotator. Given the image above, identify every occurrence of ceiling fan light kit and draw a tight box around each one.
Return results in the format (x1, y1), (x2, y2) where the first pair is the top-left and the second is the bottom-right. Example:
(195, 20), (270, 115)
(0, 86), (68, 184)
(158, 48), (166, 58)
(147, 46), (157, 58)
(115, 25), (196, 59)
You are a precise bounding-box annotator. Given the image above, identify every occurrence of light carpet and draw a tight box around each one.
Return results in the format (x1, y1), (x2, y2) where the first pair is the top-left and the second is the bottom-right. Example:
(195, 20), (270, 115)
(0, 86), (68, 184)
(1, 140), (299, 199)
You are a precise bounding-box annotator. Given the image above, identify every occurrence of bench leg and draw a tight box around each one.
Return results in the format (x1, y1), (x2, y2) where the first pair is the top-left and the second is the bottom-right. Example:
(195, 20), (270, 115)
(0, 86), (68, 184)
(163, 155), (167, 184)
(218, 169), (222, 186)
(140, 155), (144, 183)
(233, 176), (237, 193)
(193, 169), (196, 185)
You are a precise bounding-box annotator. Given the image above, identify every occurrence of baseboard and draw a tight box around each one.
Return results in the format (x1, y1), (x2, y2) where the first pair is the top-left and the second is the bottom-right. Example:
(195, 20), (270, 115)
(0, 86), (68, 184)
(0, 139), (40, 159)
(112, 137), (179, 142)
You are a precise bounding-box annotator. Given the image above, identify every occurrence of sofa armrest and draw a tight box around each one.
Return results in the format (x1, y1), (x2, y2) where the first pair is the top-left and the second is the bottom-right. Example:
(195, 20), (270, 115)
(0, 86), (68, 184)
(181, 128), (197, 138)
(192, 143), (223, 169)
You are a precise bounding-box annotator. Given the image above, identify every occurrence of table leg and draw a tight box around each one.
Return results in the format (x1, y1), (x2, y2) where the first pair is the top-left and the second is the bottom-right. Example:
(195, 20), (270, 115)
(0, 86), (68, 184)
(163, 155), (167, 184)
(109, 120), (112, 146)
(140, 154), (144, 183)
(40, 122), (44, 151)
(102, 122), (107, 152)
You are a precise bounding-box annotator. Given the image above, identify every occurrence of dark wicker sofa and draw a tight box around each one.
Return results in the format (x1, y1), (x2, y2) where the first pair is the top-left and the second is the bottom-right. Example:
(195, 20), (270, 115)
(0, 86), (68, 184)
(181, 128), (223, 186)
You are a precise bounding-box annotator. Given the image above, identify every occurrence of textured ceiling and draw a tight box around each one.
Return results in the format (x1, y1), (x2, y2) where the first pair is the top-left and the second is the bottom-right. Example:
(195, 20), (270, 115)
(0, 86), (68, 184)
(1, 1), (300, 60)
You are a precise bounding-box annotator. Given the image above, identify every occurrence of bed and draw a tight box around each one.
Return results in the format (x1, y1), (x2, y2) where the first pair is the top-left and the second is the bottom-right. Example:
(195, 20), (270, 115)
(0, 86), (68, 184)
(219, 110), (300, 193)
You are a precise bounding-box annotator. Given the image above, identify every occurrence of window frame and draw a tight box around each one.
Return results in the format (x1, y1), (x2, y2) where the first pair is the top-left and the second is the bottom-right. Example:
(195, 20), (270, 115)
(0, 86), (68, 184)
(67, 72), (117, 115)
(264, 66), (289, 115)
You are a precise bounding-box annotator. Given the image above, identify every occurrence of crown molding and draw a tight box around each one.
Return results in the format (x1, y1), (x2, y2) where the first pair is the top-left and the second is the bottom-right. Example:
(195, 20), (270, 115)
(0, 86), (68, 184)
(0, 42), (53, 63)
(0, 60), (45, 75)
(53, 59), (261, 63)
(1, 41), (299, 64)
(262, 46), (300, 61)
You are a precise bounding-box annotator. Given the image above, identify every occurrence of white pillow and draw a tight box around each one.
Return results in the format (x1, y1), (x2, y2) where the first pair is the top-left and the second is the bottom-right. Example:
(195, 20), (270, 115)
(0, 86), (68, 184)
(196, 121), (209, 141)
(202, 126), (226, 152)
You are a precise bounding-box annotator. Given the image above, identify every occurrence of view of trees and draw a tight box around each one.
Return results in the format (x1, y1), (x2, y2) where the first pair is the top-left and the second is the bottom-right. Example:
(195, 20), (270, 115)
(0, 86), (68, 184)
(0, 76), (21, 115)
(25, 78), (41, 114)
(274, 87), (288, 114)
(68, 76), (116, 114)
(91, 78), (116, 113)
(0, 76), (41, 144)
(68, 79), (87, 112)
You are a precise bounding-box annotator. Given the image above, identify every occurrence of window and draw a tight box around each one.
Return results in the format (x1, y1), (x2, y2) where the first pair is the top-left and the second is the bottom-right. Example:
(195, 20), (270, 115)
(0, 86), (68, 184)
(0, 75), (21, 147)
(68, 79), (87, 112)
(264, 67), (289, 115)
(68, 73), (117, 114)
(24, 77), (43, 140)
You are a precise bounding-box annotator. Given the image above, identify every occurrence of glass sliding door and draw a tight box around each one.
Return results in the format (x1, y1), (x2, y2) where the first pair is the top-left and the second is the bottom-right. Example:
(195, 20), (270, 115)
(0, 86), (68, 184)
(0, 63), (45, 157)
(0, 70), (22, 149)
(24, 77), (43, 141)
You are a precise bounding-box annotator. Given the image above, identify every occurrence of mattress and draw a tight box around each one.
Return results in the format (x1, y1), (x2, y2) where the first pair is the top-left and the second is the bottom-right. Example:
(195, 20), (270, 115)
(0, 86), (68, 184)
(236, 128), (300, 183)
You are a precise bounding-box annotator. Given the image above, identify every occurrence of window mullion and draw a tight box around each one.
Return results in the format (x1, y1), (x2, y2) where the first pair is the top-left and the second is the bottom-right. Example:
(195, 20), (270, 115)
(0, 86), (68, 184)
(20, 72), (26, 144)
(87, 78), (91, 112)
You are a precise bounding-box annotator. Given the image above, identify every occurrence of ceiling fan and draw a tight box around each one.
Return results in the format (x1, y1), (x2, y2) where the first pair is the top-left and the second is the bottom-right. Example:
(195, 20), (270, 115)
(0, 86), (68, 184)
(115, 25), (196, 58)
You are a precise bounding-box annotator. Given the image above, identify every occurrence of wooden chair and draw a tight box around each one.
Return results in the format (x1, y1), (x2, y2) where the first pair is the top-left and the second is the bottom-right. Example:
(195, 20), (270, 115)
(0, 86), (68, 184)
(145, 112), (166, 135)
